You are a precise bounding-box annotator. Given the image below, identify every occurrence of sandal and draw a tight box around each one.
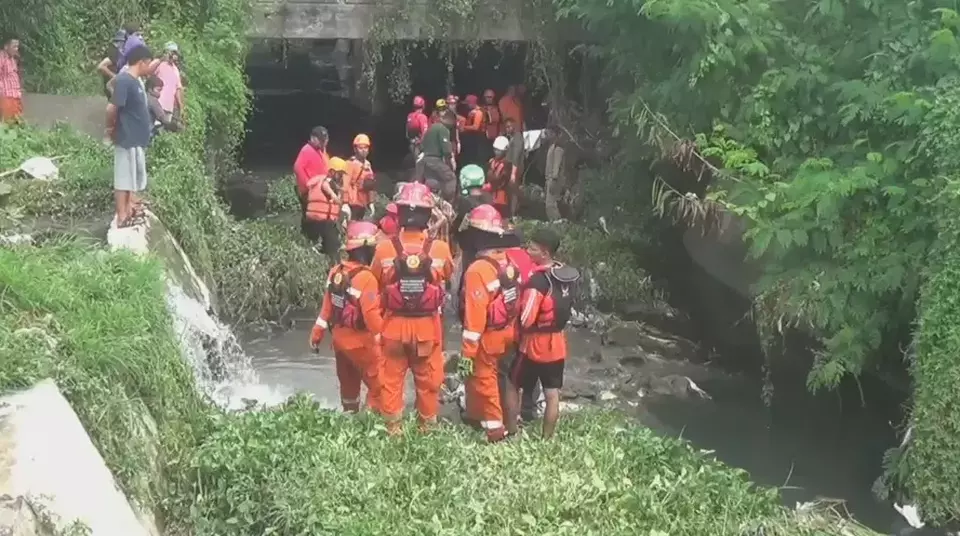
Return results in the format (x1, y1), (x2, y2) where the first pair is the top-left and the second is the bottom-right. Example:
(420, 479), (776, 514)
(117, 214), (146, 229)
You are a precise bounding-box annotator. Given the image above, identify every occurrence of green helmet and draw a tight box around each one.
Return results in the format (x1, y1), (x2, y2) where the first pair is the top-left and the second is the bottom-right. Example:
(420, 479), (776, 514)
(459, 164), (485, 194)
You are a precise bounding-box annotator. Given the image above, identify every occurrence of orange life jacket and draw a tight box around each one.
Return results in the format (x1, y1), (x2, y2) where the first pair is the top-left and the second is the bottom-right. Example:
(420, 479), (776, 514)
(487, 158), (512, 191)
(458, 255), (521, 330)
(306, 180), (338, 221)
(525, 265), (577, 333)
(382, 236), (445, 316)
(329, 265), (369, 330)
(483, 105), (501, 139)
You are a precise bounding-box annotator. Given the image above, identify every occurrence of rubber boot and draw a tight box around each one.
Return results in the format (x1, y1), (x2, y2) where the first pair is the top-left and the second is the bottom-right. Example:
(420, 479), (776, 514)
(486, 427), (507, 443)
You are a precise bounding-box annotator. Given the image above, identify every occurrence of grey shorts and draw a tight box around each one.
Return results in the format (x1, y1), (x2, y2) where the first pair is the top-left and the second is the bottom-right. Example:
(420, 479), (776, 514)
(114, 146), (148, 192)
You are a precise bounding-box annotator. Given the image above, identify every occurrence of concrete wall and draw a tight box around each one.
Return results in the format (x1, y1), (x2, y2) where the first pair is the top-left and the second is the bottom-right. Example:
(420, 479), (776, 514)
(22, 93), (106, 140)
(250, 0), (573, 40)
(0, 379), (159, 536)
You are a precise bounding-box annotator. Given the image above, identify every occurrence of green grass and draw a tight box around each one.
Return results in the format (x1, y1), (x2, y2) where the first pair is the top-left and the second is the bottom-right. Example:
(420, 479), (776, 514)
(184, 396), (878, 536)
(0, 239), (212, 510)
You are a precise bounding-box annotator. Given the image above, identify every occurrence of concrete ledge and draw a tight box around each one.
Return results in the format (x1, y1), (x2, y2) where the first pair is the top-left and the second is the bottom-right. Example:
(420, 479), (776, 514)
(22, 93), (105, 140)
(0, 379), (157, 536)
(250, 1), (583, 40)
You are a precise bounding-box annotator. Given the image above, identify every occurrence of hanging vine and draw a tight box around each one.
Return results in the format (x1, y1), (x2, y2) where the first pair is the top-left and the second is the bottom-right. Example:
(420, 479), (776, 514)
(361, 0), (563, 102)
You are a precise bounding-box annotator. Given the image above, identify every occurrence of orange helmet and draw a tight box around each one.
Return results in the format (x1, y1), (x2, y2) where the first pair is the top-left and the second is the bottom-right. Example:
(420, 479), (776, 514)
(353, 133), (371, 148)
(344, 221), (379, 250)
(395, 182), (435, 208)
(464, 204), (505, 234)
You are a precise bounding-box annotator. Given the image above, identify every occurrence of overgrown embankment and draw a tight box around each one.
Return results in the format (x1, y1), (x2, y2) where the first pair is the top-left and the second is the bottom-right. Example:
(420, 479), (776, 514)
(0, 0), (327, 322)
(0, 241), (210, 514)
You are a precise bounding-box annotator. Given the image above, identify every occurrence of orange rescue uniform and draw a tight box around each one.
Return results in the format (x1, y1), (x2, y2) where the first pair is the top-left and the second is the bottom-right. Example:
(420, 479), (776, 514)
(314, 261), (385, 411)
(483, 104), (501, 139)
(461, 251), (520, 440)
(371, 229), (454, 431)
(344, 157), (375, 211)
(486, 158), (516, 214)
(498, 95), (524, 132)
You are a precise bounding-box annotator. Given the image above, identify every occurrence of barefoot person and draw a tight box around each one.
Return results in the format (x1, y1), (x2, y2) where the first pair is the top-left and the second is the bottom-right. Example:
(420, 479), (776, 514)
(106, 45), (154, 227)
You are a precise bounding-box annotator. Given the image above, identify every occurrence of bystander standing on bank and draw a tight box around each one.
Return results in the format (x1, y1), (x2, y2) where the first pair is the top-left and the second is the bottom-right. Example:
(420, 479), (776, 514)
(106, 45), (154, 228)
(96, 31), (127, 99)
(0, 36), (22, 124)
(150, 42), (185, 121)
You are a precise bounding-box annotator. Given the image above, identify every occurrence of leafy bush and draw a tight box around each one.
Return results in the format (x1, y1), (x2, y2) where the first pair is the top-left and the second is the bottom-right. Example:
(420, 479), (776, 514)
(515, 219), (658, 309)
(265, 174), (302, 215)
(184, 397), (877, 536)
(0, 240), (211, 509)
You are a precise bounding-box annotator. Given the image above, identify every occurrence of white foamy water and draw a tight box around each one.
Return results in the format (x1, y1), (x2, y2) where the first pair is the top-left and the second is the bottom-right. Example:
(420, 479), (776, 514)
(108, 210), (293, 410)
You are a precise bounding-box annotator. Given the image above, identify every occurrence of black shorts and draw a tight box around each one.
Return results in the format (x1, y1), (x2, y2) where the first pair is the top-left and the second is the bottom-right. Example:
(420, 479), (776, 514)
(511, 354), (565, 391)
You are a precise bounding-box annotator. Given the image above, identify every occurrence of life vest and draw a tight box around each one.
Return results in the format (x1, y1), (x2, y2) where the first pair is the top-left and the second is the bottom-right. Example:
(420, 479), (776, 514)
(305, 180), (338, 221)
(487, 158), (512, 191)
(466, 109), (485, 133)
(382, 236), (445, 317)
(458, 255), (522, 330)
(525, 263), (580, 333)
(407, 111), (424, 140)
(484, 105), (501, 139)
(329, 265), (368, 330)
(349, 157), (376, 192)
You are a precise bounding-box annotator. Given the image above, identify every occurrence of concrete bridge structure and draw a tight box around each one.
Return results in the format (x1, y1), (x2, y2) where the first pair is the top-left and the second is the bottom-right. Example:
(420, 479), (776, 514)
(250, 0), (564, 41)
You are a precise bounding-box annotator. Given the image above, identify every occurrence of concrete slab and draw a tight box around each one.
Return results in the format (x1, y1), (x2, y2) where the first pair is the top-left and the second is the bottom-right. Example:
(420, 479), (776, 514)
(0, 379), (155, 536)
(249, 0), (584, 40)
(21, 93), (106, 139)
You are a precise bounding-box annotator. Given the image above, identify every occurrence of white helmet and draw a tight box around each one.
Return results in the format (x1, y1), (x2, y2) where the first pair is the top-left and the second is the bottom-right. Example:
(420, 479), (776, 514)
(493, 136), (509, 151)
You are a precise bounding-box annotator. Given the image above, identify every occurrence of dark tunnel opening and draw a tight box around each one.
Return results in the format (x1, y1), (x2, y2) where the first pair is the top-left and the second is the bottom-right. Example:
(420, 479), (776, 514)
(231, 40), (546, 218)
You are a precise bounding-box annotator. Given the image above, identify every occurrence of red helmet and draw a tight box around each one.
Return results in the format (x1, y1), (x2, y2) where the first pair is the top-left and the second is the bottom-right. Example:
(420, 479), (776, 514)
(464, 94), (478, 106)
(464, 204), (505, 234)
(395, 182), (435, 209)
(386, 202), (398, 214)
(413, 96), (425, 108)
(344, 221), (379, 250)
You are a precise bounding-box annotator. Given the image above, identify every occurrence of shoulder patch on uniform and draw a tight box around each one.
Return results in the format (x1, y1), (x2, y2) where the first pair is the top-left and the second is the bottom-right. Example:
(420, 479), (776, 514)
(333, 272), (344, 285)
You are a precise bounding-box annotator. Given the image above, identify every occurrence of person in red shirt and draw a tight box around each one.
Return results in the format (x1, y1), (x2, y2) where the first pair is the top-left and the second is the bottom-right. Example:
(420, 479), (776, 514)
(0, 37), (23, 124)
(293, 126), (329, 237)
(406, 96), (429, 156)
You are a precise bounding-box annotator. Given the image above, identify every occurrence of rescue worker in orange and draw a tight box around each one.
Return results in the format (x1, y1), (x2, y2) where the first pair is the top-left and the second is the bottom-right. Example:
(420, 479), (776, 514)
(498, 85), (524, 132)
(378, 202), (400, 238)
(482, 89), (501, 139)
(310, 221), (384, 412)
(505, 227), (580, 439)
(457, 205), (522, 442)
(371, 182), (454, 434)
(305, 156), (348, 258)
(460, 94), (487, 168)
(344, 134), (376, 220)
(486, 136), (517, 219)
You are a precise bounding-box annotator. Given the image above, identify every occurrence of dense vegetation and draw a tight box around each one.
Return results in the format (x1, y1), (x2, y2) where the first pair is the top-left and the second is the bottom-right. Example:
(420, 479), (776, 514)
(187, 397), (875, 536)
(543, 0), (960, 523)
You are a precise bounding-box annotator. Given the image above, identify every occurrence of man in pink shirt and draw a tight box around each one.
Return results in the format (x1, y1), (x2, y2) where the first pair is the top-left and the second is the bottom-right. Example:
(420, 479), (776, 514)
(0, 37), (22, 124)
(151, 42), (184, 119)
(293, 126), (330, 236)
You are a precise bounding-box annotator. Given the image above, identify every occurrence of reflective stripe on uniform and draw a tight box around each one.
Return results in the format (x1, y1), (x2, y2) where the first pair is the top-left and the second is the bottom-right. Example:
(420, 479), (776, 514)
(462, 330), (481, 342)
(347, 287), (361, 298)
(315, 317), (328, 328)
(486, 279), (500, 292)
(382, 258), (395, 267)
(520, 291), (538, 325)
(481, 420), (503, 429)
